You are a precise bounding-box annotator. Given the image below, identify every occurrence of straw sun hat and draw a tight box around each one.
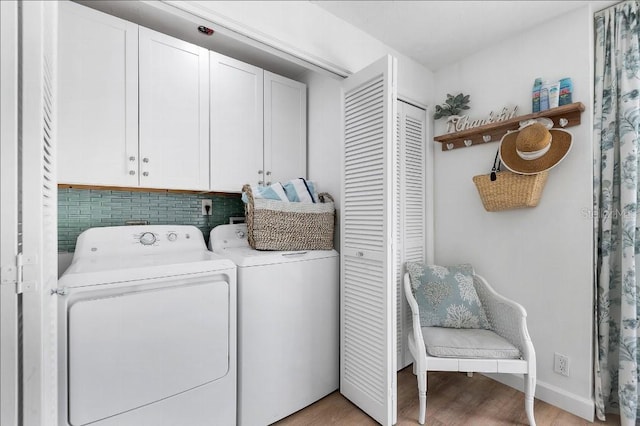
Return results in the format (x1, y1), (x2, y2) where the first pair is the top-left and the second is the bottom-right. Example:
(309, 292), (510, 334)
(499, 121), (572, 175)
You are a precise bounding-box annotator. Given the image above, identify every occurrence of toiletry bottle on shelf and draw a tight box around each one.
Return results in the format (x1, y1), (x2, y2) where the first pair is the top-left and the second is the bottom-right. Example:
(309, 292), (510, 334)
(540, 80), (550, 111)
(559, 77), (573, 106)
(532, 78), (542, 113)
(548, 81), (560, 109)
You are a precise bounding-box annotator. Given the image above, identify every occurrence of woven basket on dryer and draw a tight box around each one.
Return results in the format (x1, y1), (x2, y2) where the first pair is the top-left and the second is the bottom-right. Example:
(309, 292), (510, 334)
(242, 184), (335, 250)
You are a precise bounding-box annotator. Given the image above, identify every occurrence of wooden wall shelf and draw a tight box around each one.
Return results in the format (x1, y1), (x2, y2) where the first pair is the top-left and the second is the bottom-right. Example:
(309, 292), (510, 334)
(433, 102), (585, 151)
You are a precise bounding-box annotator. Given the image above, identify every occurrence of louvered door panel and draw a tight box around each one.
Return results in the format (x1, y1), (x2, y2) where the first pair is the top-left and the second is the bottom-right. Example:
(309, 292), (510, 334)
(341, 55), (397, 426)
(396, 101), (427, 370)
(395, 111), (404, 371)
(402, 106), (426, 262)
(20, 2), (59, 424)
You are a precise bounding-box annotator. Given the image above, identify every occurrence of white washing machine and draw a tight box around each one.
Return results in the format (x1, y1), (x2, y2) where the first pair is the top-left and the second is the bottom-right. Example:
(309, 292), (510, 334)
(209, 224), (339, 426)
(56, 225), (236, 426)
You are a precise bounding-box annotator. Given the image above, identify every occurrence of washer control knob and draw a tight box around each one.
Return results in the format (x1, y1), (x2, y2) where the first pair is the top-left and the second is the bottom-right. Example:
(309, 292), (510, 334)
(167, 232), (178, 242)
(139, 232), (156, 246)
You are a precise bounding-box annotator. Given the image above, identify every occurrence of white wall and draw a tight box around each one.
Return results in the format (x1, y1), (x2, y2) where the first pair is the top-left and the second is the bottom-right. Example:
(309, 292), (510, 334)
(432, 5), (594, 419)
(299, 70), (343, 248)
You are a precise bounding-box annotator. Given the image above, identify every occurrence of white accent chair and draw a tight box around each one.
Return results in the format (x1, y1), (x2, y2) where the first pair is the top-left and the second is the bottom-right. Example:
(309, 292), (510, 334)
(404, 272), (536, 425)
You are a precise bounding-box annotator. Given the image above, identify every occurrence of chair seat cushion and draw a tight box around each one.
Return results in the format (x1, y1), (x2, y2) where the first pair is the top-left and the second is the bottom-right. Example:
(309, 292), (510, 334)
(421, 327), (521, 359)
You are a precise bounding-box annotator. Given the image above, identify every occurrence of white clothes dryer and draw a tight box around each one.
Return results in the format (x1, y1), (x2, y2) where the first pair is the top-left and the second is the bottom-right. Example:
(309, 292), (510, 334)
(209, 224), (339, 426)
(57, 225), (236, 426)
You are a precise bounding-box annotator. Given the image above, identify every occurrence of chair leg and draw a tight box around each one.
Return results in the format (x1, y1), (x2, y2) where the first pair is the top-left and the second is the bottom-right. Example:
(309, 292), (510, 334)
(417, 370), (427, 425)
(524, 373), (536, 426)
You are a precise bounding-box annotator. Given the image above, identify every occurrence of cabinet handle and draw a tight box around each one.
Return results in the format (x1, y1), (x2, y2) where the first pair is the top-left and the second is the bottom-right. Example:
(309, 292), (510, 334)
(266, 171), (271, 176)
(266, 181), (271, 185)
(129, 170), (136, 176)
(258, 180), (264, 185)
(258, 170), (263, 175)
(129, 156), (135, 161)
(143, 157), (149, 163)
(143, 172), (149, 177)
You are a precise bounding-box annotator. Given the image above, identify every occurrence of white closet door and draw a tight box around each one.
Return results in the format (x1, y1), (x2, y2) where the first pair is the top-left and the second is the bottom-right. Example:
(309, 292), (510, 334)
(210, 52), (263, 192)
(139, 27), (209, 190)
(57, 1), (138, 187)
(0, 2), (19, 424)
(264, 71), (307, 184)
(394, 107), (404, 371)
(396, 101), (427, 370)
(20, 2), (59, 424)
(341, 55), (398, 426)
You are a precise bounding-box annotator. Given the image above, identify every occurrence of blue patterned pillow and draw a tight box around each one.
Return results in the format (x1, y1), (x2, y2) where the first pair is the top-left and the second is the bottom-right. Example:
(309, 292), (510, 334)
(406, 262), (490, 329)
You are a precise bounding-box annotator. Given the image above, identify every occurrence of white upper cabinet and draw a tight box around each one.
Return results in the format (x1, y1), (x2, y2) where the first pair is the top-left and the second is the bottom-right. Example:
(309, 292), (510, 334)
(139, 27), (210, 191)
(57, 1), (138, 187)
(58, 3), (306, 193)
(263, 72), (307, 185)
(209, 53), (307, 192)
(210, 52), (264, 193)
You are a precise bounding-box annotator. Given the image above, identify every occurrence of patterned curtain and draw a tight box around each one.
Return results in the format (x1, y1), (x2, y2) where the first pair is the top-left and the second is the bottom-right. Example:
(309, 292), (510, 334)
(594, 2), (640, 425)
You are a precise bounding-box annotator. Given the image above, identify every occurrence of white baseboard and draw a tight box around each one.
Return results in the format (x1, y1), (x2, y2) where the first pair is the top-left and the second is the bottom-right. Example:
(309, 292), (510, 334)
(484, 373), (594, 421)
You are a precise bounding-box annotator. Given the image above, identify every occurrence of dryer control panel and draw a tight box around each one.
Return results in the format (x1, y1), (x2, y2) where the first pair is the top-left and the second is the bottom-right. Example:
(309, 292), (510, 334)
(133, 229), (191, 246)
(135, 230), (190, 246)
(73, 225), (205, 259)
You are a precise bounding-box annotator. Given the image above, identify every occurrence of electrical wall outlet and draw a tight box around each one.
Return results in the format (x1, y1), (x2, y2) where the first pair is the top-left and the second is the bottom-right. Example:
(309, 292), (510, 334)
(201, 199), (212, 215)
(554, 352), (570, 377)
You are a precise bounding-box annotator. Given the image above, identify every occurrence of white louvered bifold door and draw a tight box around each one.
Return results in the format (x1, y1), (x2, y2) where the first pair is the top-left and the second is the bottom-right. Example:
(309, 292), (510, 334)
(0, 2), (20, 425)
(20, 2), (59, 424)
(394, 107), (404, 371)
(341, 55), (398, 426)
(396, 101), (427, 370)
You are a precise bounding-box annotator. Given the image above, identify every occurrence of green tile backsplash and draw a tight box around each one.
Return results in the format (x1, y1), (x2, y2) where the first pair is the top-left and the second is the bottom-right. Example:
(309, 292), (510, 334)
(58, 188), (245, 252)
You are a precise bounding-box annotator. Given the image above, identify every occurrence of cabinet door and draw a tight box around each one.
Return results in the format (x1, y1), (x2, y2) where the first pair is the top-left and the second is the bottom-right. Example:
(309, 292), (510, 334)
(139, 27), (209, 190)
(57, 1), (138, 186)
(210, 52), (263, 192)
(264, 71), (307, 185)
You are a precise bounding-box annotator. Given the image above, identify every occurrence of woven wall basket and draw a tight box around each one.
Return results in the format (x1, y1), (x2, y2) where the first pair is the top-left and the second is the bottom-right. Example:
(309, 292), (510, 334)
(472, 170), (548, 212)
(242, 184), (335, 250)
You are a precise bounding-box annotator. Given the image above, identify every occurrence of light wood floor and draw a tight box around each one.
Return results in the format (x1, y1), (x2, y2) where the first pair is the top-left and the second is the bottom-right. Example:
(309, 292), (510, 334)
(275, 367), (621, 425)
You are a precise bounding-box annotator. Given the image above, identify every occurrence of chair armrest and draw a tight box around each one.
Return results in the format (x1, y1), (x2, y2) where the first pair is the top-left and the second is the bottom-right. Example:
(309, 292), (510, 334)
(404, 273), (427, 370)
(473, 274), (536, 370)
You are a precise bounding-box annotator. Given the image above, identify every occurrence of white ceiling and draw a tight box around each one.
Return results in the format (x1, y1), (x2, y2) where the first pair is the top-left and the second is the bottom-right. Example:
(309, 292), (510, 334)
(313, 1), (616, 71)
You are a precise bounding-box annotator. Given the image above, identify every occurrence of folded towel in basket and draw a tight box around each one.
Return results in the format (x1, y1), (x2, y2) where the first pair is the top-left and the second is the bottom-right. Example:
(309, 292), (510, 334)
(241, 182), (289, 203)
(283, 178), (317, 203)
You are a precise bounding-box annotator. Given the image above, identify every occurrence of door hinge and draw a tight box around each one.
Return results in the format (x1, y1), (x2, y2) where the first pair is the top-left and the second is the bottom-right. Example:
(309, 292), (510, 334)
(14, 253), (38, 294)
(15, 252), (24, 294)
